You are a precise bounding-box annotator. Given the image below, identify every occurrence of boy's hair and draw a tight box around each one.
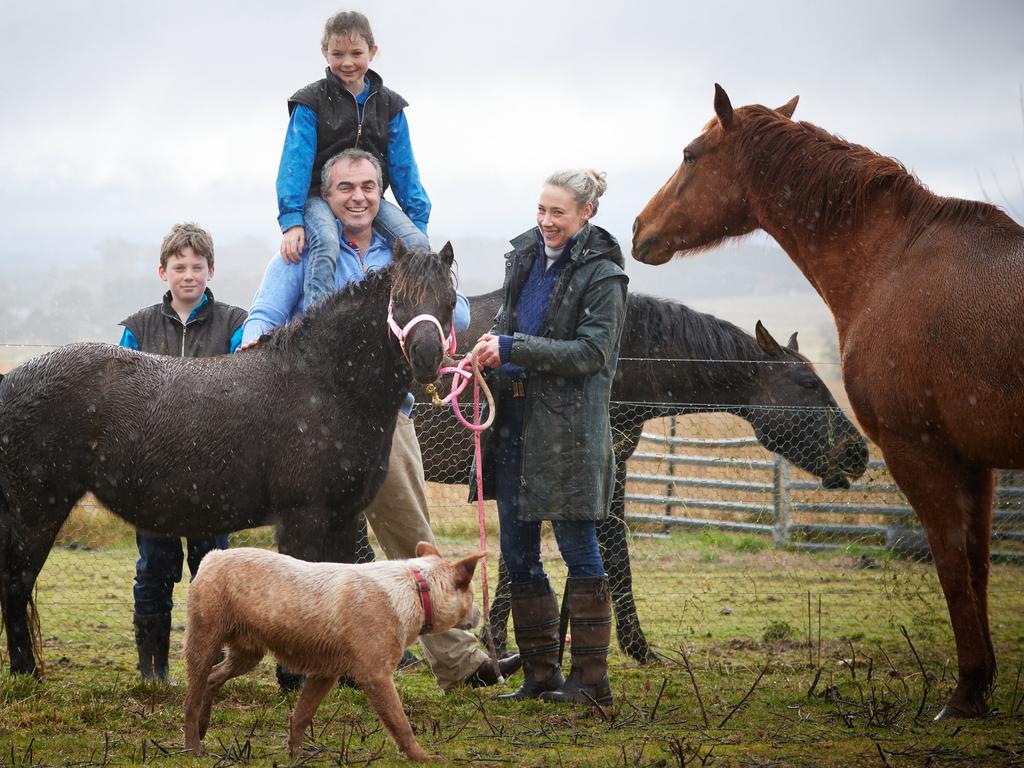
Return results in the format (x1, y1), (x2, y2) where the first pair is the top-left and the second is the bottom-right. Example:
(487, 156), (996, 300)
(160, 223), (215, 269)
(321, 11), (375, 49)
(321, 149), (383, 196)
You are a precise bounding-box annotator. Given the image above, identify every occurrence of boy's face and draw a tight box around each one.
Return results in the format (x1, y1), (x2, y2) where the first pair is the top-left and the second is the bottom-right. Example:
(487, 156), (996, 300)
(159, 247), (213, 305)
(322, 33), (377, 91)
(324, 159), (381, 234)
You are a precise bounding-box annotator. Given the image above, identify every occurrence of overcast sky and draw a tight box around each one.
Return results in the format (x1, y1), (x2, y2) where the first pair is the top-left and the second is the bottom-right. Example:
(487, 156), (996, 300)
(1, 0), (1022, 291)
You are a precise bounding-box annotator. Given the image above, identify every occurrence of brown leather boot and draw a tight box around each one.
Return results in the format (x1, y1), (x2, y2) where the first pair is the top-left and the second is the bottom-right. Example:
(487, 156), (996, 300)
(496, 578), (565, 701)
(540, 576), (612, 705)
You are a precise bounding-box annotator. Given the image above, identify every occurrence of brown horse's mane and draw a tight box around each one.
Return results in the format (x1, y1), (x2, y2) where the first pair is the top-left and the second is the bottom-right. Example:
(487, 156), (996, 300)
(736, 106), (1014, 243)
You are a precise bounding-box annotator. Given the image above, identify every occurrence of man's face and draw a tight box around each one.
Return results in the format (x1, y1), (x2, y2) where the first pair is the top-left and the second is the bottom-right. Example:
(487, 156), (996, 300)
(324, 159), (381, 232)
(159, 247), (212, 305)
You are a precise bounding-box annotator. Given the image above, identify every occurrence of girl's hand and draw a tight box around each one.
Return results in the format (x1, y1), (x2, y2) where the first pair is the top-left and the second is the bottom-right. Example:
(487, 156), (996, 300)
(475, 334), (502, 369)
(280, 226), (306, 263)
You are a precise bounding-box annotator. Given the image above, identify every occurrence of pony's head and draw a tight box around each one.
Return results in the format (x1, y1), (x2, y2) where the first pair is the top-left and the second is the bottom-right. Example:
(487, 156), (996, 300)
(744, 322), (867, 489)
(632, 84), (798, 266)
(388, 240), (458, 385)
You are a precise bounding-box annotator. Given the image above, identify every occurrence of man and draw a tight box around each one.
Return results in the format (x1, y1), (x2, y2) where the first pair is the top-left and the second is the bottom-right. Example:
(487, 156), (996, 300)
(243, 148), (519, 691)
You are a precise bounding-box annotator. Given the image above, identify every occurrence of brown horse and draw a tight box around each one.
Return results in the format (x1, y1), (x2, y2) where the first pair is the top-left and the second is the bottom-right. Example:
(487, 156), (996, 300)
(632, 85), (1024, 719)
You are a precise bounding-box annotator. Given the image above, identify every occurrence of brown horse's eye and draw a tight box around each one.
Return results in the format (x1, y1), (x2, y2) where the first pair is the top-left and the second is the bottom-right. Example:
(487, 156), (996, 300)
(683, 149), (696, 165)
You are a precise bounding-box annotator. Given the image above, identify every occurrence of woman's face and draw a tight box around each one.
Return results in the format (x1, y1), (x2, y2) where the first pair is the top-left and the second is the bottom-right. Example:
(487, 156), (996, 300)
(536, 184), (593, 250)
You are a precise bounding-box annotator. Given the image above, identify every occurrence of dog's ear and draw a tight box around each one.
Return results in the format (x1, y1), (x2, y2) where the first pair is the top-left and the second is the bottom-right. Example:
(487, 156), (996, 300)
(453, 552), (485, 590)
(415, 541), (441, 558)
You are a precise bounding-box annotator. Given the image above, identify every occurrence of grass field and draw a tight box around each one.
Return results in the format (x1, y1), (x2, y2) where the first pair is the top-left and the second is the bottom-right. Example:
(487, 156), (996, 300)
(2, 520), (1023, 767)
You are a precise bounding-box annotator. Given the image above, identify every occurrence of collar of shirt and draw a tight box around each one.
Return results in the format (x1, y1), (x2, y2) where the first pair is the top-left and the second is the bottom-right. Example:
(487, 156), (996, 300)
(334, 231), (392, 287)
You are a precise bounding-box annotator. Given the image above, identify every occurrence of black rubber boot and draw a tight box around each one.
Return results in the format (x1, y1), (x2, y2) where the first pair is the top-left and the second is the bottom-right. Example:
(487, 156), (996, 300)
(496, 578), (564, 701)
(134, 612), (173, 684)
(540, 576), (613, 706)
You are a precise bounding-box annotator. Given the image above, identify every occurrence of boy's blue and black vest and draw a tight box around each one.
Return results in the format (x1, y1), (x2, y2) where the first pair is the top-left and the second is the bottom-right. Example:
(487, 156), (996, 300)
(120, 289), (247, 358)
(288, 67), (407, 197)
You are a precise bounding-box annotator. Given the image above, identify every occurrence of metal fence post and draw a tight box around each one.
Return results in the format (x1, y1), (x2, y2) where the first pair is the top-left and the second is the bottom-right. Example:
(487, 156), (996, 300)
(772, 457), (791, 546)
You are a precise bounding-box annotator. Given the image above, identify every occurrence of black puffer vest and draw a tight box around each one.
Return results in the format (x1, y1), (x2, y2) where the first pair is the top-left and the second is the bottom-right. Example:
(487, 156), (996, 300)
(288, 68), (408, 196)
(120, 289), (247, 358)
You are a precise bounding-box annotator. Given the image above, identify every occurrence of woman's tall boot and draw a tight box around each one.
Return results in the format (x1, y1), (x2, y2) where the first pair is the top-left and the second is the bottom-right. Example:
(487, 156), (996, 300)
(496, 578), (564, 701)
(540, 576), (612, 705)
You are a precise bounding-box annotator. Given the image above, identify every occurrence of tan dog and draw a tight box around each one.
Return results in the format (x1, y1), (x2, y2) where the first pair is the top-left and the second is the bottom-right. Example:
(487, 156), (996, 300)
(183, 541), (483, 761)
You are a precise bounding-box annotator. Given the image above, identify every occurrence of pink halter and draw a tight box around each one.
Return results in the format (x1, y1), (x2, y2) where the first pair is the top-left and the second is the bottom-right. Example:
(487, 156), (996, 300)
(386, 299), (457, 363)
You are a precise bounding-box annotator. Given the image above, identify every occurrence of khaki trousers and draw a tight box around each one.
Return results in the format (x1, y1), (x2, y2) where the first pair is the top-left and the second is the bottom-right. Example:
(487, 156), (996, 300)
(363, 412), (488, 690)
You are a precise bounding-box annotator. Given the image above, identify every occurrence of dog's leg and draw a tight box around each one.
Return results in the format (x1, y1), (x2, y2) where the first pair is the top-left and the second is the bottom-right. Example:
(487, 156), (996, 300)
(197, 646), (263, 740)
(288, 675), (336, 757)
(360, 676), (432, 762)
(184, 632), (226, 755)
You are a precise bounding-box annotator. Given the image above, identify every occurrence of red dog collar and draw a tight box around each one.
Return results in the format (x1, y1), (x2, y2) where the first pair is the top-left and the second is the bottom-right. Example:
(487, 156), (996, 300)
(411, 567), (433, 635)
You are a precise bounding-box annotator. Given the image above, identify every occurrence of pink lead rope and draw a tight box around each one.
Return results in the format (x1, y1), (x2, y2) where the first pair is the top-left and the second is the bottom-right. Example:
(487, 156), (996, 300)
(387, 304), (502, 681)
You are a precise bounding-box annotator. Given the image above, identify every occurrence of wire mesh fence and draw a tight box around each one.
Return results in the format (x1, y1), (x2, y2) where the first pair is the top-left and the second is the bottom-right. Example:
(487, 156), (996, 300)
(8, 393), (1023, 681)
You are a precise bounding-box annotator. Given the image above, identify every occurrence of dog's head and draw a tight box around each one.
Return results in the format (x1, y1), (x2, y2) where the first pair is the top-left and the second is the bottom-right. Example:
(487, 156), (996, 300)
(414, 541), (484, 632)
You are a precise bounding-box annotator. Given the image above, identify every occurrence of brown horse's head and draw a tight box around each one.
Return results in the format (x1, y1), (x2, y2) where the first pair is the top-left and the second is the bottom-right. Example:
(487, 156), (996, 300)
(632, 84), (798, 265)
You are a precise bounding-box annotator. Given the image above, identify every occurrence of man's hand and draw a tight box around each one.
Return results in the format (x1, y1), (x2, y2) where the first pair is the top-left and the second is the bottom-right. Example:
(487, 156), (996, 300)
(280, 226), (306, 264)
(475, 334), (502, 369)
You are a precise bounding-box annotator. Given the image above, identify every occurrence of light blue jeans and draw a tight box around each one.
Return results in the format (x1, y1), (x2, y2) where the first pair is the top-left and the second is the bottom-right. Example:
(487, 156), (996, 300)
(301, 195), (430, 312)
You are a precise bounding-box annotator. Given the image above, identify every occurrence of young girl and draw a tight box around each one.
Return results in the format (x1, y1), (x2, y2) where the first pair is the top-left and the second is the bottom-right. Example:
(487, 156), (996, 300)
(276, 11), (430, 311)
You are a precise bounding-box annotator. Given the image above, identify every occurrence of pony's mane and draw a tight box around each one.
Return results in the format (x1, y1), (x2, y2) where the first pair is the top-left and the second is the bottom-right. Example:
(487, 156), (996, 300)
(260, 266), (393, 353)
(736, 105), (1011, 243)
(623, 293), (764, 387)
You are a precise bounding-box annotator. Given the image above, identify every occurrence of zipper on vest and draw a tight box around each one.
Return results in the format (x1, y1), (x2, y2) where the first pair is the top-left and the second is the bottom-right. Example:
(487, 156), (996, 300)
(353, 91), (376, 149)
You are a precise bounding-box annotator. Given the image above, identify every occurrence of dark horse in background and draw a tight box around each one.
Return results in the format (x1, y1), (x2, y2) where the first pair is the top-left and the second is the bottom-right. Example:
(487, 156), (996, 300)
(633, 85), (1024, 717)
(0, 242), (459, 677)
(415, 289), (868, 662)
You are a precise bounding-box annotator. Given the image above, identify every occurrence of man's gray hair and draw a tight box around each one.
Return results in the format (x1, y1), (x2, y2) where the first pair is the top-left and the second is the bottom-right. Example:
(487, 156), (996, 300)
(321, 149), (384, 196)
(544, 168), (608, 216)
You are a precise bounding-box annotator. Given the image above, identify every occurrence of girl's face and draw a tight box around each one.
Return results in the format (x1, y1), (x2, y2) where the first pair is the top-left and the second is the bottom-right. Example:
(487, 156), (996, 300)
(322, 33), (378, 93)
(536, 184), (593, 250)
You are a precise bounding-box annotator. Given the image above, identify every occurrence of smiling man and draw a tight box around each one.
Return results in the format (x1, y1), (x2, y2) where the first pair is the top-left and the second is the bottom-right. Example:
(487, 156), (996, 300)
(242, 148), (520, 693)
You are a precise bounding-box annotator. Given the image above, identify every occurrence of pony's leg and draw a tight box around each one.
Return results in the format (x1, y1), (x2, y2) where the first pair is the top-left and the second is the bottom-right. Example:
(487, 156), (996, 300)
(0, 498), (73, 676)
(964, 468), (996, 696)
(602, 420), (657, 664)
(287, 675), (336, 757)
(882, 442), (994, 717)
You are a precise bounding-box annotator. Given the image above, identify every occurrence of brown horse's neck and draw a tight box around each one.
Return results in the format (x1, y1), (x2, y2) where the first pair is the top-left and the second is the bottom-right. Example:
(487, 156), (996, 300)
(753, 190), (921, 347)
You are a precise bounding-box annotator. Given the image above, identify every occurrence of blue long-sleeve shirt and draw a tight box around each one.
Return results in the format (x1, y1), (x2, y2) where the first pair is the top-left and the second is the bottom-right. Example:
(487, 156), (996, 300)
(242, 233), (469, 415)
(276, 83), (431, 234)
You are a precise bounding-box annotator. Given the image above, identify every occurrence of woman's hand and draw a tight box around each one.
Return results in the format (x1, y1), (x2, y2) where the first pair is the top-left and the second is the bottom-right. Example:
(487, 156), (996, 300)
(475, 334), (502, 369)
(280, 226), (306, 263)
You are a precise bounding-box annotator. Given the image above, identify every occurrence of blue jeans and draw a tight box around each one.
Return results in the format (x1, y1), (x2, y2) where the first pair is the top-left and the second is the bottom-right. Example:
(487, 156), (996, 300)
(494, 396), (605, 585)
(301, 195), (430, 312)
(133, 533), (228, 615)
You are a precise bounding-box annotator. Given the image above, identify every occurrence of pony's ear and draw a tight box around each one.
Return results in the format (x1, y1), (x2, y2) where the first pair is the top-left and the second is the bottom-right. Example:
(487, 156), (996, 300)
(415, 541), (440, 558)
(714, 83), (734, 130)
(438, 241), (455, 268)
(786, 331), (799, 352)
(392, 237), (409, 261)
(776, 95), (799, 119)
(755, 320), (782, 355)
(453, 552), (485, 589)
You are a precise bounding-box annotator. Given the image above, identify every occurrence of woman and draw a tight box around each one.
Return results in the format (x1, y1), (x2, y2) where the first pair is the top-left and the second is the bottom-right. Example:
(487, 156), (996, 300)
(474, 169), (628, 704)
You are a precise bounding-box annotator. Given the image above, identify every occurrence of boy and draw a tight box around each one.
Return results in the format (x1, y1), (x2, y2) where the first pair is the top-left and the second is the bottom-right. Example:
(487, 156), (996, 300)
(277, 10), (430, 311)
(118, 222), (247, 682)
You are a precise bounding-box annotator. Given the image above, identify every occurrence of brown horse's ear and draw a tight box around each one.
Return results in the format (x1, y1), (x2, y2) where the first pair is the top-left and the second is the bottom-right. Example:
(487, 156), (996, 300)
(453, 552), (485, 589)
(714, 83), (734, 130)
(415, 541), (440, 558)
(776, 95), (799, 119)
(755, 320), (781, 354)
(786, 331), (799, 352)
(393, 237), (409, 261)
(438, 241), (455, 268)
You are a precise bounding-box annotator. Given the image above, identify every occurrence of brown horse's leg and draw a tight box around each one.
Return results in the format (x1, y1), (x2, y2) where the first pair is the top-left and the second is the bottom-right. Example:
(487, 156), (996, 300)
(964, 468), (996, 696)
(883, 443), (993, 717)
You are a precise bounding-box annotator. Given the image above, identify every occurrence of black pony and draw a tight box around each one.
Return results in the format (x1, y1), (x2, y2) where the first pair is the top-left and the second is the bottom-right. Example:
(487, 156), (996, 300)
(415, 290), (868, 662)
(0, 242), (457, 677)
